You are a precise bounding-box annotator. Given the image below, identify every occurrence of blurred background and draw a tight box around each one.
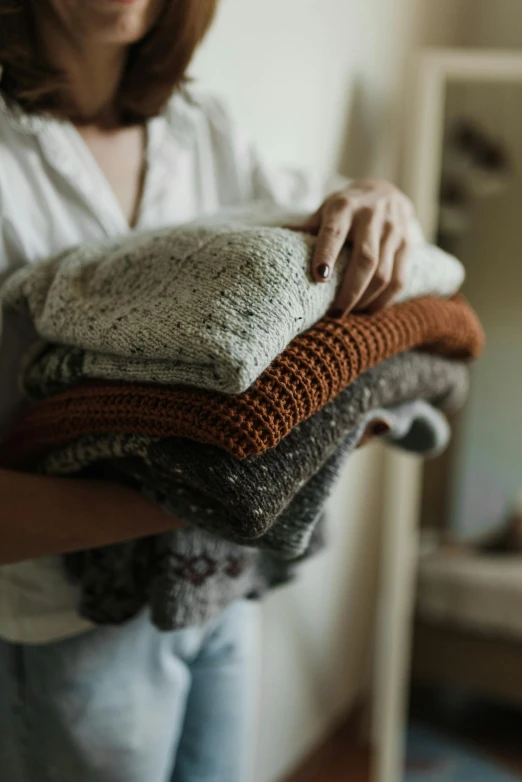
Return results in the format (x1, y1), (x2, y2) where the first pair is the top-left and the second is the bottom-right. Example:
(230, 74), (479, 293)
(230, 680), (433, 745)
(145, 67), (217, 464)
(189, 1), (522, 780)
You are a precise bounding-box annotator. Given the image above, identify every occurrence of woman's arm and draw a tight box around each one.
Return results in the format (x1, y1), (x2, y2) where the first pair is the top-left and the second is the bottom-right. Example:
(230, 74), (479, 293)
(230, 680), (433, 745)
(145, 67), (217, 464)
(0, 469), (183, 566)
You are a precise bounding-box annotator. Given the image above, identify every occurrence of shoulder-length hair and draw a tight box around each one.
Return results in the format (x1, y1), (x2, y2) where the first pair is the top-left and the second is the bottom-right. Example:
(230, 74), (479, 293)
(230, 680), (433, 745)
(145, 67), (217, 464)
(0, 0), (218, 123)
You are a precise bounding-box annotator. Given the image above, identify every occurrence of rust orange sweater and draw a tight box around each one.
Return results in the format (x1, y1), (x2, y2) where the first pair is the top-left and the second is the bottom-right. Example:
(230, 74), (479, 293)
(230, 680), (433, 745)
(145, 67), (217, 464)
(1, 296), (484, 464)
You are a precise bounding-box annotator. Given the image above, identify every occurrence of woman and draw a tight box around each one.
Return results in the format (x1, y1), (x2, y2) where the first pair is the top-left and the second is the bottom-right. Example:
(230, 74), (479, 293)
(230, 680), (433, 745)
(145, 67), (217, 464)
(0, 1), (416, 780)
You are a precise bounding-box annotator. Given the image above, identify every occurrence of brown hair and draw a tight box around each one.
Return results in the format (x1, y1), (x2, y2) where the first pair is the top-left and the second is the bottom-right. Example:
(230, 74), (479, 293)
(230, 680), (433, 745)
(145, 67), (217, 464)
(0, 0), (218, 123)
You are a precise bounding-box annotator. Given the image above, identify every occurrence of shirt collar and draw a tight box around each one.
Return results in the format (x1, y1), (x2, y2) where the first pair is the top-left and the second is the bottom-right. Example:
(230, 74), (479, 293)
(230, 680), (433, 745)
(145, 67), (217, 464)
(0, 88), (192, 148)
(0, 91), (56, 135)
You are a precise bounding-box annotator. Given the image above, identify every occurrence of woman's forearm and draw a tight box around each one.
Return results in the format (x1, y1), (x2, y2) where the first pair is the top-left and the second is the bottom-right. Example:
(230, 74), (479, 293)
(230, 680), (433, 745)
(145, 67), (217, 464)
(0, 468), (182, 565)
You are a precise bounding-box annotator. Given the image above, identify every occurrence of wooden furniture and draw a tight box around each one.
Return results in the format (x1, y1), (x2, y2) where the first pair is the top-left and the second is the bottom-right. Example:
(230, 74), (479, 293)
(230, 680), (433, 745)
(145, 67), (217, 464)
(412, 551), (522, 705)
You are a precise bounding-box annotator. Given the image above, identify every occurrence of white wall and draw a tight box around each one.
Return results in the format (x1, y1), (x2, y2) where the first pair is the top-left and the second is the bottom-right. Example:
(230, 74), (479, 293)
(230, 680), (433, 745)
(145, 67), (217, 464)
(190, 1), (425, 779)
(192, 0), (420, 180)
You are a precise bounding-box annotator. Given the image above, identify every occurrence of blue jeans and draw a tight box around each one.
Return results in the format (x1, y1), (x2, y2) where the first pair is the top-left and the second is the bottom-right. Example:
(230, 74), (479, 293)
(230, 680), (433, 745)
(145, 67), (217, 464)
(0, 600), (259, 782)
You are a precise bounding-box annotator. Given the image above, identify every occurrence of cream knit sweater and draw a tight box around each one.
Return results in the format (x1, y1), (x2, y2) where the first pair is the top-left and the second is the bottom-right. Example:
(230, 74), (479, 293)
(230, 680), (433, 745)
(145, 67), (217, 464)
(1, 222), (465, 394)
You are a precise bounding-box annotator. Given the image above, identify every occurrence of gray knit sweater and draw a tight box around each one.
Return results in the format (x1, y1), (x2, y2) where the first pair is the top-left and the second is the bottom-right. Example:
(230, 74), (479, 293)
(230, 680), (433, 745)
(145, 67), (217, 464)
(38, 352), (469, 557)
(1, 224), (465, 394)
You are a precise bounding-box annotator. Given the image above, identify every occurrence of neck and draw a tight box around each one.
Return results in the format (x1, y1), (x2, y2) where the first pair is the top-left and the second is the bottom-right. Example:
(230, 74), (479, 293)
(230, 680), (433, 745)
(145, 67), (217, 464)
(35, 9), (128, 126)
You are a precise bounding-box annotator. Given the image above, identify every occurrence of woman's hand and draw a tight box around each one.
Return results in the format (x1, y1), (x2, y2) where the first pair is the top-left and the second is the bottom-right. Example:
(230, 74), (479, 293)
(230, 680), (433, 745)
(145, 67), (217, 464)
(291, 179), (416, 315)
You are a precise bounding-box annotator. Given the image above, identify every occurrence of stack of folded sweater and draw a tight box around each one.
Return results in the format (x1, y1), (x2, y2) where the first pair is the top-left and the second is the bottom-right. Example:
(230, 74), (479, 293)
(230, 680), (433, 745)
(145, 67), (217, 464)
(0, 222), (484, 630)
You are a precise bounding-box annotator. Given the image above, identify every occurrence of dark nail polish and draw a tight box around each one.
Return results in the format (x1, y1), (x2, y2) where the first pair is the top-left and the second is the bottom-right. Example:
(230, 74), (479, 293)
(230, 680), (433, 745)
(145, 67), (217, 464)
(330, 308), (343, 319)
(317, 264), (330, 280)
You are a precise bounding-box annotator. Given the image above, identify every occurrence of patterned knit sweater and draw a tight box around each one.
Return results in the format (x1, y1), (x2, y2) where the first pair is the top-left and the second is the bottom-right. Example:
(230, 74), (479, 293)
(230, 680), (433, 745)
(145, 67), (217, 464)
(0, 224), (465, 394)
(62, 401), (450, 630)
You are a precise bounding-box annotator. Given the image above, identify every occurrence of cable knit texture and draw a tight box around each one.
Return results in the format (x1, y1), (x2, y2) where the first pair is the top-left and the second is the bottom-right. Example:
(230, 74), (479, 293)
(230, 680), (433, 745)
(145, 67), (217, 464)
(1, 352), (468, 554)
(1, 224), (465, 394)
(4, 295), (484, 462)
(4, 397), (454, 630)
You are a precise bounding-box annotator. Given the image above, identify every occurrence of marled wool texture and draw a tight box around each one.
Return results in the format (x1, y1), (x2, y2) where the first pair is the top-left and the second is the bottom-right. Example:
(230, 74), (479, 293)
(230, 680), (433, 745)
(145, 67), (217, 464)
(2, 352), (469, 557)
(0, 224), (465, 394)
(4, 296), (484, 464)
(33, 401), (451, 630)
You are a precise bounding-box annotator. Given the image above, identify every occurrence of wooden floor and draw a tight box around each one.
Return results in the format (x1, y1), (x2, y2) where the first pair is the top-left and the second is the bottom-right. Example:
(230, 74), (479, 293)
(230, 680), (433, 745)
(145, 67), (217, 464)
(281, 690), (522, 782)
(283, 715), (371, 782)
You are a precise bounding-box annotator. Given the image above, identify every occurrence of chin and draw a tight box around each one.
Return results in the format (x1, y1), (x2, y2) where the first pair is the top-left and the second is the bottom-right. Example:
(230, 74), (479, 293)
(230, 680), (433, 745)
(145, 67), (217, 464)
(93, 5), (161, 43)
(67, 0), (165, 45)
(93, 17), (153, 46)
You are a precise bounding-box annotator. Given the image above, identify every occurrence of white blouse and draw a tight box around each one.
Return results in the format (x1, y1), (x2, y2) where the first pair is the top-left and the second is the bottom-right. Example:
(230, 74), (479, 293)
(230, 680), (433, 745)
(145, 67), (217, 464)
(0, 87), (346, 644)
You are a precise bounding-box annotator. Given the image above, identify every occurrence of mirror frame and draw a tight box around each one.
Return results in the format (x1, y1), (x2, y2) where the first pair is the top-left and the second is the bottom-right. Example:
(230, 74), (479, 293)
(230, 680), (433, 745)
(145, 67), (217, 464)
(372, 47), (522, 782)
(405, 48), (522, 241)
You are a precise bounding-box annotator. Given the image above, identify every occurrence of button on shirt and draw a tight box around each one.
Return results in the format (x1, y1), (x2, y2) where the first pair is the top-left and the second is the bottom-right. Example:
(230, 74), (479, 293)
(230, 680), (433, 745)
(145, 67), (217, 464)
(0, 87), (347, 644)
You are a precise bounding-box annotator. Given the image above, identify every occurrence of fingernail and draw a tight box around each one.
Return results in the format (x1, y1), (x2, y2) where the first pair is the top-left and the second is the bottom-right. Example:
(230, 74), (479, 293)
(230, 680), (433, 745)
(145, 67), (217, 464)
(330, 308), (343, 319)
(317, 264), (330, 280)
